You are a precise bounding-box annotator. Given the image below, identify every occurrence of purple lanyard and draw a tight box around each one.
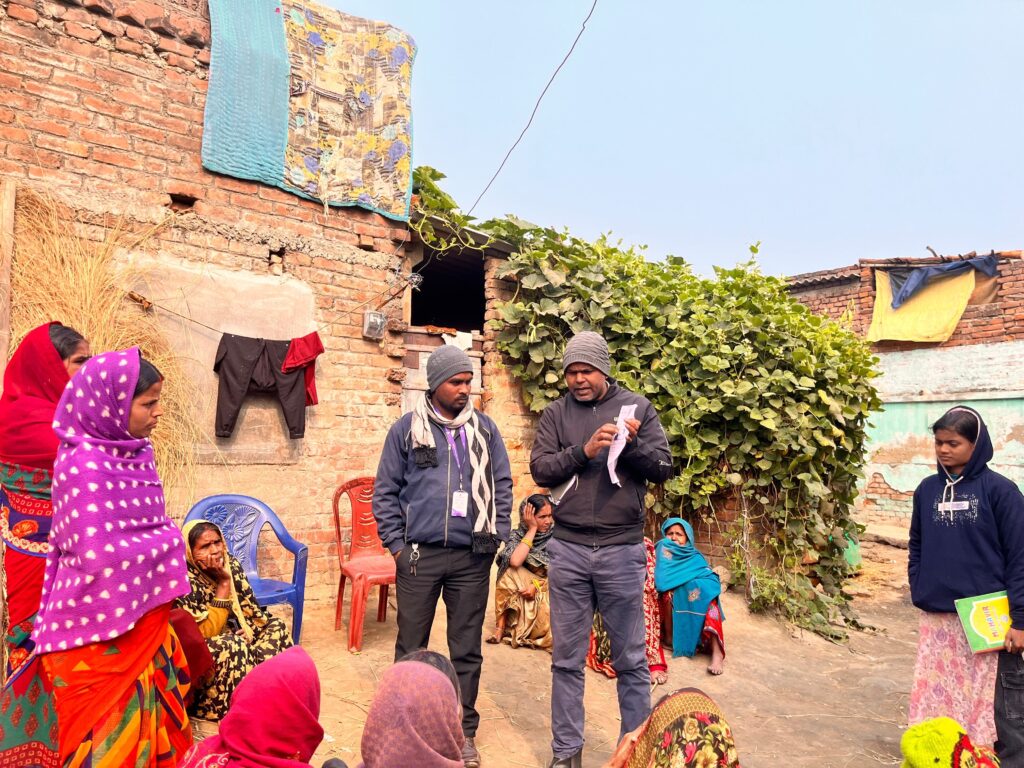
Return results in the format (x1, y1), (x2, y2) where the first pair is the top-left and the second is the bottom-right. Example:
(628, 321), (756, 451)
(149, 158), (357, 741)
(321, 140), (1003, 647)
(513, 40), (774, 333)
(444, 427), (469, 474)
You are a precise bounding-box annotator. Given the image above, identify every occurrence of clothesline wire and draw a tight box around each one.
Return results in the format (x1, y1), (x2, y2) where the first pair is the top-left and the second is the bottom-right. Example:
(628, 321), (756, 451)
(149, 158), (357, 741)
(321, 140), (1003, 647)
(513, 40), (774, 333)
(127, 268), (412, 337)
(466, 0), (599, 217)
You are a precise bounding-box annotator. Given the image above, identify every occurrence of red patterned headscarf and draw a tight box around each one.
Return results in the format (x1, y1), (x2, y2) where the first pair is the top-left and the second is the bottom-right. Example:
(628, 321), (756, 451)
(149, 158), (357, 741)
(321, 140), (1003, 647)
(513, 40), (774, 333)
(180, 646), (324, 768)
(0, 322), (72, 470)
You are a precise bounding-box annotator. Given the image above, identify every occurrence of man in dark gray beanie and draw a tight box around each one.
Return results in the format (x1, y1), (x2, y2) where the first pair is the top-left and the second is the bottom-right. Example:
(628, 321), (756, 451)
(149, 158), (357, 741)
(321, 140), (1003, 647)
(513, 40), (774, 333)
(531, 331), (672, 768)
(373, 343), (512, 768)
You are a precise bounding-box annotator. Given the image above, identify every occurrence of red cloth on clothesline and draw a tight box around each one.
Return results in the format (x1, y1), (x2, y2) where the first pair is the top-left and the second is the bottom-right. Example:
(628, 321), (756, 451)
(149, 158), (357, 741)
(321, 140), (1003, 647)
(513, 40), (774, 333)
(281, 331), (324, 406)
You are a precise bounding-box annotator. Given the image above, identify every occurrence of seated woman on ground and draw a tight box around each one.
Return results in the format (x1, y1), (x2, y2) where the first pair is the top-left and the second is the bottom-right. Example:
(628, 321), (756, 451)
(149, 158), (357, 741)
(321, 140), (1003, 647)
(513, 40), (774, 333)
(588, 536), (669, 685)
(357, 650), (465, 767)
(602, 687), (739, 768)
(179, 645), (327, 768)
(174, 519), (293, 720)
(655, 517), (725, 675)
(487, 494), (554, 649)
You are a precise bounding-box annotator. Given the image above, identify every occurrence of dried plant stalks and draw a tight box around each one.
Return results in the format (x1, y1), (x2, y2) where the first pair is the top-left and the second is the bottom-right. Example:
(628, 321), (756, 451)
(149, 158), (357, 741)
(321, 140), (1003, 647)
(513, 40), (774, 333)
(8, 188), (201, 512)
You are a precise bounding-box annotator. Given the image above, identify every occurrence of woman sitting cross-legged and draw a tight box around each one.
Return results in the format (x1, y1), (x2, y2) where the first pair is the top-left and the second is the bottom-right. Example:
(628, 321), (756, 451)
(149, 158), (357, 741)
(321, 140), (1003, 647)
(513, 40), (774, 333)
(487, 494), (554, 650)
(175, 519), (293, 720)
(655, 517), (726, 675)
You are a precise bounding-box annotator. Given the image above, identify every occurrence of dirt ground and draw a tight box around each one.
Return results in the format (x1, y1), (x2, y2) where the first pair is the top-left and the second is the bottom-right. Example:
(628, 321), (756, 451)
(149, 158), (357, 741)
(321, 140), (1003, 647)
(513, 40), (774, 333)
(291, 539), (915, 768)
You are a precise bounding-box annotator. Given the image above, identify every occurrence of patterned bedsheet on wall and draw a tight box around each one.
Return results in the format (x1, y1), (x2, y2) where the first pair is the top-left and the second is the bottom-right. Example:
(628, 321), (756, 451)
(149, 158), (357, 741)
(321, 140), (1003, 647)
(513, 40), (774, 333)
(203, 0), (416, 221)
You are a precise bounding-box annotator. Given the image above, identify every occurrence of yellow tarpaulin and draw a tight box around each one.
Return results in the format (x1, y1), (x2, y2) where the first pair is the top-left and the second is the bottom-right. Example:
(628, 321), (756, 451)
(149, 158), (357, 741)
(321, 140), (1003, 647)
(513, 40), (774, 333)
(866, 268), (975, 342)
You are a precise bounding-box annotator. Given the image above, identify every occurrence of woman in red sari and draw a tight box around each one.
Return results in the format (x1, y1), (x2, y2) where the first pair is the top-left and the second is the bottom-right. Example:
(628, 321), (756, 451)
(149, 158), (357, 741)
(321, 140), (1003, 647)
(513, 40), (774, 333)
(0, 322), (89, 768)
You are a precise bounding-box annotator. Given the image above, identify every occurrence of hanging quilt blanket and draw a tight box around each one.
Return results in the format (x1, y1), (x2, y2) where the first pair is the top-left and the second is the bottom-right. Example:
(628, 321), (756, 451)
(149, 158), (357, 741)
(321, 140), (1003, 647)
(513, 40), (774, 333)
(203, 0), (416, 221)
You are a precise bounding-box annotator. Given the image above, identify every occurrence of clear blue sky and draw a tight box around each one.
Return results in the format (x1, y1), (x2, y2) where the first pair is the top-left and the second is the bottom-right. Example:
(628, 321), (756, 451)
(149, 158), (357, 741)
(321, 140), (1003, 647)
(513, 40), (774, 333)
(331, 1), (1023, 276)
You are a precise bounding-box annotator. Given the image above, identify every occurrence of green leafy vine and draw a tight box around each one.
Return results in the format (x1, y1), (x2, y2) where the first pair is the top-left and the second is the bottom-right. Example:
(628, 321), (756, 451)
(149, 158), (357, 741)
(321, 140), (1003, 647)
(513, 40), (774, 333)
(487, 220), (882, 638)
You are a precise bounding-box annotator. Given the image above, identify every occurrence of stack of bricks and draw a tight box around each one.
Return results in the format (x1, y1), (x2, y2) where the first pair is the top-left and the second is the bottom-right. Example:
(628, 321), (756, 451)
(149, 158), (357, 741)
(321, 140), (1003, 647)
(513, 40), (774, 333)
(481, 254), (539, 499)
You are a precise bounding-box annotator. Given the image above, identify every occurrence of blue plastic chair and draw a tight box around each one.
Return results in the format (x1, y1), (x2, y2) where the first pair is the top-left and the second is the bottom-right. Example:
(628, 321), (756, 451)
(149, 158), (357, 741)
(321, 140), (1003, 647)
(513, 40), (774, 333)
(184, 494), (308, 644)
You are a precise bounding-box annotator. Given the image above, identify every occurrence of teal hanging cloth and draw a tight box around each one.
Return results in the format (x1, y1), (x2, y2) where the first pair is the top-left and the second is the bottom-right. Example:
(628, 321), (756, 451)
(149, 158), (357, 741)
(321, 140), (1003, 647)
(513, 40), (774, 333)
(654, 517), (722, 658)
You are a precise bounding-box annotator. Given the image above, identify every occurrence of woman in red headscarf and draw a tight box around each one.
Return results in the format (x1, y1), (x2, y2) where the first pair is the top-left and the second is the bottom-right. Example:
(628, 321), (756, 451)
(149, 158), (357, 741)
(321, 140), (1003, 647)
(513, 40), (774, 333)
(179, 646), (325, 768)
(0, 322), (89, 767)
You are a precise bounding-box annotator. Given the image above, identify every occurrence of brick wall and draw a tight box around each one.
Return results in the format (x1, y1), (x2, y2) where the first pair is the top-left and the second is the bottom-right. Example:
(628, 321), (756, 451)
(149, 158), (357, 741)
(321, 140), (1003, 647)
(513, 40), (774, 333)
(789, 255), (1024, 527)
(788, 254), (1024, 349)
(0, 0), (543, 605)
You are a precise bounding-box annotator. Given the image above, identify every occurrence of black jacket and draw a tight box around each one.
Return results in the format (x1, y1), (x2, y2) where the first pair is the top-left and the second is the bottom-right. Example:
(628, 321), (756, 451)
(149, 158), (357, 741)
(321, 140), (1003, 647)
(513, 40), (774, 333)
(529, 381), (673, 546)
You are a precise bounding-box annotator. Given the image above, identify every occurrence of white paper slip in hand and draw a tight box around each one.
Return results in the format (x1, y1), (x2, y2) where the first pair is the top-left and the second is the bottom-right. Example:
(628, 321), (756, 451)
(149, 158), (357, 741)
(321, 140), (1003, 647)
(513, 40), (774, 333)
(607, 404), (637, 486)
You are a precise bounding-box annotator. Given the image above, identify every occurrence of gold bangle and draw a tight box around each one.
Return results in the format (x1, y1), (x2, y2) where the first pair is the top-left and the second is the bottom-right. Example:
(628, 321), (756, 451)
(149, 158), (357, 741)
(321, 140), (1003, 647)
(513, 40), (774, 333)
(210, 598), (231, 609)
(521, 538), (533, 548)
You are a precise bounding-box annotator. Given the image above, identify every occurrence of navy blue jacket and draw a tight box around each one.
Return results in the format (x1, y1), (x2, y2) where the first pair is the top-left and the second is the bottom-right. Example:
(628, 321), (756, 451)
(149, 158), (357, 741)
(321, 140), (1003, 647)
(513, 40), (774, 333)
(909, 408), (1024, 628)
(372, 408), (513, 555)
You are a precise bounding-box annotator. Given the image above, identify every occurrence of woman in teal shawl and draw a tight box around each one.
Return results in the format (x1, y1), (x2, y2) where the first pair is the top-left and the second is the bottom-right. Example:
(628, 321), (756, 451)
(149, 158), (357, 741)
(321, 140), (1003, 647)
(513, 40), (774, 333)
(654, 517), (726, 675)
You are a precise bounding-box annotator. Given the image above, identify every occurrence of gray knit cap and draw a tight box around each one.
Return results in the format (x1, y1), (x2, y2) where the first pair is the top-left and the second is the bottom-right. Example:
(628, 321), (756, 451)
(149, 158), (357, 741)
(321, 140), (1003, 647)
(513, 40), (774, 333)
(561, 331), (610, 376)
(426, 345), (474, 391)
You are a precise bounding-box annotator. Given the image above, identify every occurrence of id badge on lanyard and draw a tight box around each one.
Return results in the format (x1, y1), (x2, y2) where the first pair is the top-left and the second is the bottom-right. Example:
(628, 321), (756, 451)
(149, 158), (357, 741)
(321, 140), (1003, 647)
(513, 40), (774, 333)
(446, 427), (470, 518)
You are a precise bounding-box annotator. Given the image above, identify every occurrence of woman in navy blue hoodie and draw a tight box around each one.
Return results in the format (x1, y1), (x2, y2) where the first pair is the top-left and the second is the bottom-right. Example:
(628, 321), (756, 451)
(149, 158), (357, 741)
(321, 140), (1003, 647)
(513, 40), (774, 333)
(908, 405), (1024, 759)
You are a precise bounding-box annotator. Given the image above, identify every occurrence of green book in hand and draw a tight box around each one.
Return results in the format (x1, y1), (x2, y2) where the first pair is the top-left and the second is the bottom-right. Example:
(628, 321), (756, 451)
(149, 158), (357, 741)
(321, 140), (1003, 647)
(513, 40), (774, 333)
(955, 590), (1011, 654)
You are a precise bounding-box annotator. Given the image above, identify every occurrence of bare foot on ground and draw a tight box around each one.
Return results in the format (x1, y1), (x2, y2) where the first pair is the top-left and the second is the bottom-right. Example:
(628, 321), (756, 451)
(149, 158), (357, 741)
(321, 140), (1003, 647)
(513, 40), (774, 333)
(707, 637), (724, 675)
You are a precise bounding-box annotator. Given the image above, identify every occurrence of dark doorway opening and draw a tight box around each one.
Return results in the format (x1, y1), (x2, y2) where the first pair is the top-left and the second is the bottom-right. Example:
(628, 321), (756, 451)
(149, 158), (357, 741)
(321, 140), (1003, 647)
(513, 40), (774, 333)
(410, 246), (485, 332)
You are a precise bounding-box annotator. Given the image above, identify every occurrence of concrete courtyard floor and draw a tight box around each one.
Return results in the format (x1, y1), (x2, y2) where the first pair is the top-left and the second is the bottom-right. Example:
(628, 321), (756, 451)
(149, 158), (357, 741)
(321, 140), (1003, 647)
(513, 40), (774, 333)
(290, 538), (915, 768)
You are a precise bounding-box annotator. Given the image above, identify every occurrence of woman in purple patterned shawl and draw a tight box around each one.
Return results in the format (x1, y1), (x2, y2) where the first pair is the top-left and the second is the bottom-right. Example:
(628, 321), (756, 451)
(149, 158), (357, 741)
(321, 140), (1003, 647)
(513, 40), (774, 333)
(358, 654), (465, 768)
(32, 348), (193, 767)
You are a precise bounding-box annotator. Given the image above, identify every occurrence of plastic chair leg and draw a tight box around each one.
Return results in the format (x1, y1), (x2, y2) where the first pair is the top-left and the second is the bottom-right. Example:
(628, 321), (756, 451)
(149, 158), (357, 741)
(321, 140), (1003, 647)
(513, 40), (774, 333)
(291, 596), (303, 645)
(335, 573), (347, 632)
(377, 583), (389, 623)
(348, 574), (369, 653)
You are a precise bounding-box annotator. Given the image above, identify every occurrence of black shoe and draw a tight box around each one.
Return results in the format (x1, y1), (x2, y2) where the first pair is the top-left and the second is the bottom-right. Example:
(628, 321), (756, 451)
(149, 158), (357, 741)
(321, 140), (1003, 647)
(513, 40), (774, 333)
(548, 751), (582, 768)
(462, 736), (481, 767)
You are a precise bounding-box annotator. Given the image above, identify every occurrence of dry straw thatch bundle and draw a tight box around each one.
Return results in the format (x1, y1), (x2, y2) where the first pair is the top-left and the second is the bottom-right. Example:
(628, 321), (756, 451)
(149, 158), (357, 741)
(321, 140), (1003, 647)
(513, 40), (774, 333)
(8, 188), (201, 515)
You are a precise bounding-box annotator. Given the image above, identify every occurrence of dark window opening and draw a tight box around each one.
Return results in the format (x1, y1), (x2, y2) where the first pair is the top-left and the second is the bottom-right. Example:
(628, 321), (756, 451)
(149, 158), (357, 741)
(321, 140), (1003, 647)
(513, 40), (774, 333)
(167, 192), (197, 211)
(410, 246), (485, 333)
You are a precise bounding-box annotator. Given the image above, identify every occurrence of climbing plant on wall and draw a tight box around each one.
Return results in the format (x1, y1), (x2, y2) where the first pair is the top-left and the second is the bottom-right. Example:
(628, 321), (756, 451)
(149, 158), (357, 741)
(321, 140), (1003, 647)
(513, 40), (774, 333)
(486, 217), (882, 638)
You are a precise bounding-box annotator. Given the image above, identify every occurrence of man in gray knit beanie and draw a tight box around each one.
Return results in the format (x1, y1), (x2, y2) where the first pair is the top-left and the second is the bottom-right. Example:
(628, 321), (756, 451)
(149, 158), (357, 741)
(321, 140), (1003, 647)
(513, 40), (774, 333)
(373, 342), (512, 768)
(561, 330), (610, 377)
(427, 344), (474, 392)
(531, 330), (672, 768)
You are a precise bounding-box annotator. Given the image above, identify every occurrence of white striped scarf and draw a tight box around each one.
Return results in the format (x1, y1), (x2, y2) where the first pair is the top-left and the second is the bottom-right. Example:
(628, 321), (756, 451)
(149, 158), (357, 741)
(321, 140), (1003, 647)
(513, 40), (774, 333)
(411, 394), (497, 543)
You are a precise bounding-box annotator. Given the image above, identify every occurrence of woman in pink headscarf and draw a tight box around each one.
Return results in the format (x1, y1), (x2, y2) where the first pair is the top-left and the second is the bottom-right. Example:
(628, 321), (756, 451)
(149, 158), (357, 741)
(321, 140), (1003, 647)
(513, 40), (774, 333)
(180, 646), (325, 768)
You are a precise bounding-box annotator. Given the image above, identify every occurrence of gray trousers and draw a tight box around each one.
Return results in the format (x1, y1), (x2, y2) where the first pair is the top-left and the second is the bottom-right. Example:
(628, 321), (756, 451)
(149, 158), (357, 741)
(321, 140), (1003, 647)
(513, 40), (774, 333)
(547, 538), (650, 758)
(996, 649), (1024, 766)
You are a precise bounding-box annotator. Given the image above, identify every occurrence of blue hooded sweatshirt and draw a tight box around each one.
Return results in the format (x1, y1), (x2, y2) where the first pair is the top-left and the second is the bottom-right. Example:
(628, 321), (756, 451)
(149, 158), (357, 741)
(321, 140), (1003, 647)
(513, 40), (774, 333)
(908, 406), (1024, 629)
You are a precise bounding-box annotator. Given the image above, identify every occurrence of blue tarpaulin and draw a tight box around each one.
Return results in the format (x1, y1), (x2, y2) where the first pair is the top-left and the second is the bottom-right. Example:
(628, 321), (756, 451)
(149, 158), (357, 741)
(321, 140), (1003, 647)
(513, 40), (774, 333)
(888, 255), (999, 309)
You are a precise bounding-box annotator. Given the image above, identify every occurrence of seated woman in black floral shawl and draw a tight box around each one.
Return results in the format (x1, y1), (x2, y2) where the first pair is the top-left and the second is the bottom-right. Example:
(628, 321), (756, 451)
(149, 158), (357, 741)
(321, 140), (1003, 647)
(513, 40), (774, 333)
(486, 494), (554, 650)
(175, 520), (293, 720)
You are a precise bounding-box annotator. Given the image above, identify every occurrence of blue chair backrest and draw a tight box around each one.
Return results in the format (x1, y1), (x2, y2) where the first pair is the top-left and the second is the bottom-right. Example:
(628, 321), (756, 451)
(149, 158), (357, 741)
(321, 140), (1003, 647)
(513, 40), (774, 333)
(184, 494), (278, 583)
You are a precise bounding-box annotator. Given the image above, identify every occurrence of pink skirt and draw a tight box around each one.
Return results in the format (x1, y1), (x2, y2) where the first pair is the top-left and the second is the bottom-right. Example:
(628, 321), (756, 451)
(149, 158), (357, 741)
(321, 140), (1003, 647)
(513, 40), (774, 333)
(908, 611), (997, 745)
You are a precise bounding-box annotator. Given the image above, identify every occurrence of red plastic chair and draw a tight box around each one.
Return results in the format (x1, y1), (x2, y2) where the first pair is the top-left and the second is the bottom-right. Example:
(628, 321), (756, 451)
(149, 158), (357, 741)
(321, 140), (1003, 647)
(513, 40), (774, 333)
(332, 477), (396, 652)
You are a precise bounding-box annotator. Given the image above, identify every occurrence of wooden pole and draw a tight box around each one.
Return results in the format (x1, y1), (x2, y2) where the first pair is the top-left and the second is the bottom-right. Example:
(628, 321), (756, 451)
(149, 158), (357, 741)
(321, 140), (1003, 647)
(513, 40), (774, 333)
(0, 179), (14, 684)
(0, 179), (15, 380)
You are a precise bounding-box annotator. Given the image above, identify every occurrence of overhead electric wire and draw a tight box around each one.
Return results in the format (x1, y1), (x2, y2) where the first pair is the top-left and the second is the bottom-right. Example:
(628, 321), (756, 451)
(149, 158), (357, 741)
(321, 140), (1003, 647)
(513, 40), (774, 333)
(466, 0), (599, 217)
